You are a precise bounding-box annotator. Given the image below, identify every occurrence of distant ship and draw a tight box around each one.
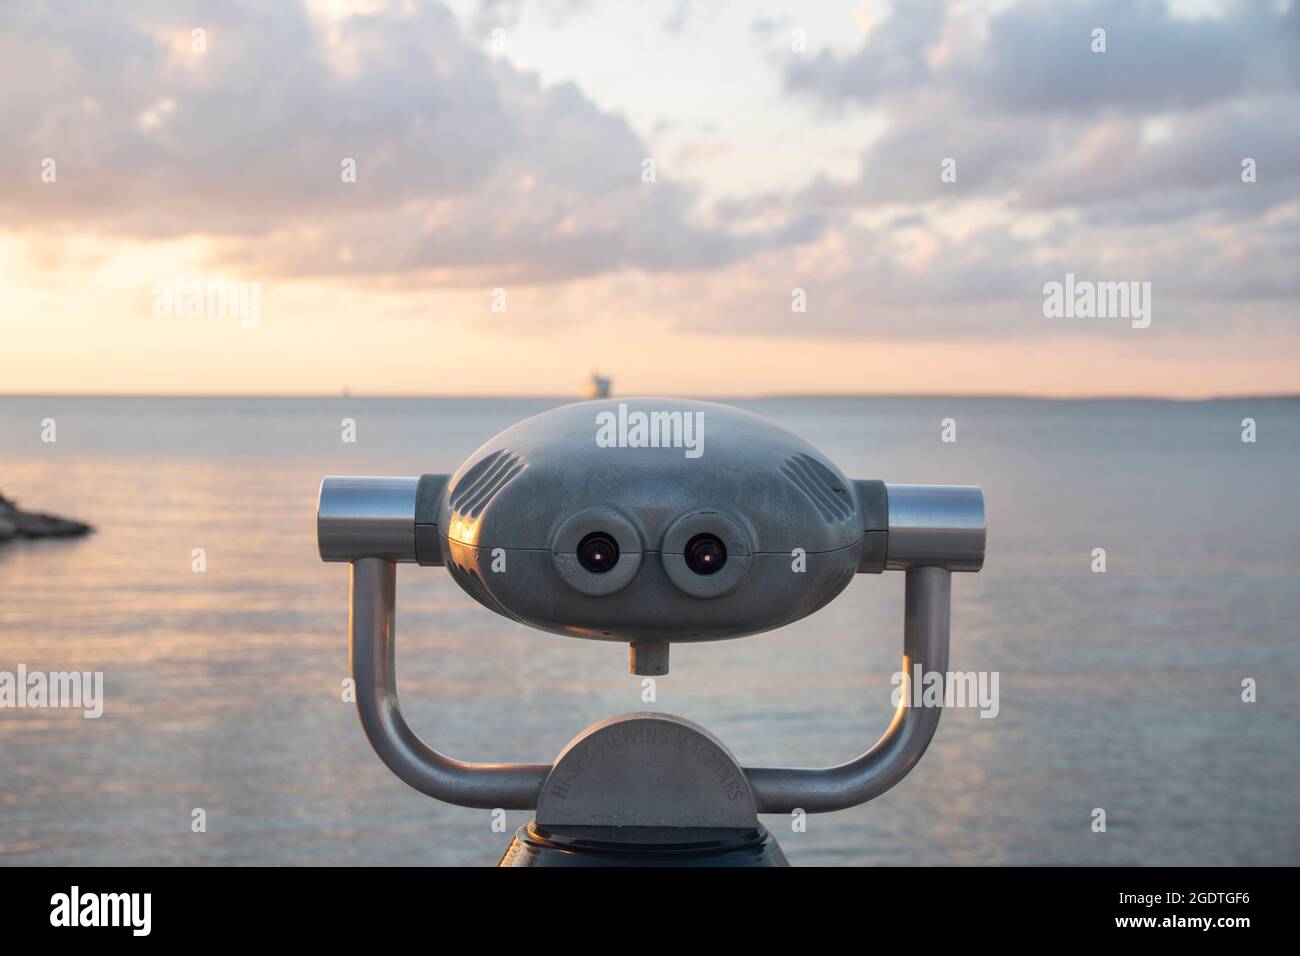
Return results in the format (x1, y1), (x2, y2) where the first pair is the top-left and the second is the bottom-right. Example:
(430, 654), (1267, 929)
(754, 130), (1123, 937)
(582, 371), (612, 399)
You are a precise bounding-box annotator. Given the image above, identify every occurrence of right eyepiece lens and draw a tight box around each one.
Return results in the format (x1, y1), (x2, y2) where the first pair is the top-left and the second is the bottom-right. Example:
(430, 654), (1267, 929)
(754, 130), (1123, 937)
(684, 534), (727, 575)
(577, 533), (619, 573)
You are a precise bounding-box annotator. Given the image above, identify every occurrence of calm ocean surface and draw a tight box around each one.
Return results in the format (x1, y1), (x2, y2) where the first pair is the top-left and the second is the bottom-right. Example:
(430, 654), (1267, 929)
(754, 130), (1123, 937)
(1, 396), (1297, 866)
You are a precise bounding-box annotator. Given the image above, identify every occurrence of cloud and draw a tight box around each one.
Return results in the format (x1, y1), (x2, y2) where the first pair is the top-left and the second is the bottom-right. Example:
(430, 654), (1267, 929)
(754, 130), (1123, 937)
(758, 0), (1300, 316)
(788, 0), (1300, 114)
(1, 0), (1296, 355)
(972, 0), (1300, 116)
(785, 1), (948, 102)
(783, 0), (1300, 216)
(0, 0), (800, 283)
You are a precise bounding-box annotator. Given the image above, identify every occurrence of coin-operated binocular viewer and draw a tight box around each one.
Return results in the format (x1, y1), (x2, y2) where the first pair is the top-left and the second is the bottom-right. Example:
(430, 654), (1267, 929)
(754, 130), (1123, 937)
(318, 399), (985, 866)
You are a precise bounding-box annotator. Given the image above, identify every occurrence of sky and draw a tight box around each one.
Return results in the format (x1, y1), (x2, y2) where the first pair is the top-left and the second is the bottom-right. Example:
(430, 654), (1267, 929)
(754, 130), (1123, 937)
(1, 0), (1297, 397)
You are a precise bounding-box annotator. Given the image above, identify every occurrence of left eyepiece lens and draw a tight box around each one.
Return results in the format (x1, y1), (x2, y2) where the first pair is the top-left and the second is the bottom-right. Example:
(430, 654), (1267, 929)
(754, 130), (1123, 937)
(577, 532), (620, 573)
(684, 534), (727, 575)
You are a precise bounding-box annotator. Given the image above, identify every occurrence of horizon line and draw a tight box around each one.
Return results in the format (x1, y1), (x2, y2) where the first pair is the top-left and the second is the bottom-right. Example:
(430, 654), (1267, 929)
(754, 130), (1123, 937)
(2, 391), (1298, 402)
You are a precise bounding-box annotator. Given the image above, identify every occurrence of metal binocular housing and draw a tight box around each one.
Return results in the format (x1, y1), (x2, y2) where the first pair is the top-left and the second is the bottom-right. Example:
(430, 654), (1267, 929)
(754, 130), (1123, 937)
(317, 398), (986, 865)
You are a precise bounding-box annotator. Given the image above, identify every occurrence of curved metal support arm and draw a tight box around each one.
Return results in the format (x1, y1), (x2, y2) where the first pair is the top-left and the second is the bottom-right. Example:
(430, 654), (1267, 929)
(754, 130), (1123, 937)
(350, 557), (551, 809)
(745, 565), (952, 814)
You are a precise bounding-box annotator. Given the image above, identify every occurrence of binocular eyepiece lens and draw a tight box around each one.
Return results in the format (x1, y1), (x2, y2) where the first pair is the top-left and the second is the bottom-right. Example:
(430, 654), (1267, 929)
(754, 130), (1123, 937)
(685, 534), (727, 576)
(577, 533), (620, 573)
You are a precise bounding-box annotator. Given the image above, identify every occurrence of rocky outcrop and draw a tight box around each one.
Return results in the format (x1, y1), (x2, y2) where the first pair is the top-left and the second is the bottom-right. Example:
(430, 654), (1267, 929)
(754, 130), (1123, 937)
(0, 493), (93, 541)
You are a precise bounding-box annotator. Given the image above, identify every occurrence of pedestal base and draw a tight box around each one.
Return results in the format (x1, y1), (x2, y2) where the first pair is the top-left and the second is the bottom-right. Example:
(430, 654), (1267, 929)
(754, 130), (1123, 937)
(499, 822), (789, 867)
(498, 712), (790, 867)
